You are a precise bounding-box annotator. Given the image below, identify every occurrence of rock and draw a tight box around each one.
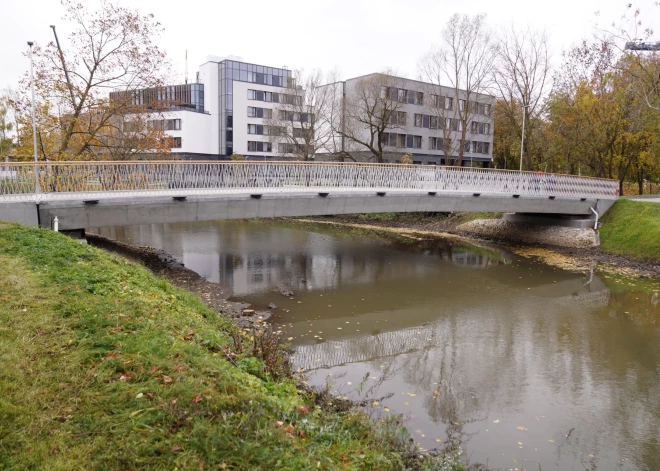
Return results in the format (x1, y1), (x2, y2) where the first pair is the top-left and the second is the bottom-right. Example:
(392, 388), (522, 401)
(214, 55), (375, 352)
(267, 303), (278, 310)
(274, 287), (294, 297)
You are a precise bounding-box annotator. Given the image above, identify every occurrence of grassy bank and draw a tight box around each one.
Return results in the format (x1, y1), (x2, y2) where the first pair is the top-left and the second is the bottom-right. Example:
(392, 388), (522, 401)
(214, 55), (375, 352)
(599, 199), (660, 262)
(0, 223), (457, 470)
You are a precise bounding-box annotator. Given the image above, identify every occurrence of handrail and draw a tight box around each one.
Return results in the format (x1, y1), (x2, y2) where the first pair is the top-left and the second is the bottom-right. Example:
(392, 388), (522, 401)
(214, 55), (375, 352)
(0, 161), (620, 203)
(0, 160), (619, 182)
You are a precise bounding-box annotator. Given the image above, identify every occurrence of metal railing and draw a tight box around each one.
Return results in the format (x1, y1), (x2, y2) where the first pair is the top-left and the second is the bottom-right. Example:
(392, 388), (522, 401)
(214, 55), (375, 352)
(0, 161), (620, 203)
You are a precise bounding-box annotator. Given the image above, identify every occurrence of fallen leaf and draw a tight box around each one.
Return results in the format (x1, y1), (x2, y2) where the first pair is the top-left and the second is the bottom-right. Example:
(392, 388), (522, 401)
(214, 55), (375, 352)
(162, 375), (173, 384)
(149, 366), (158, 375)
(493, 419), (500, 424)
(119, 374), (132, 381)
(192, 394), (203, 403)
(517, 426), (527, 431)
(171, 445), (182, 452)
(298, 405), (309, 415)
(433, 390), (440, 397)
(275, 421), (284, 428)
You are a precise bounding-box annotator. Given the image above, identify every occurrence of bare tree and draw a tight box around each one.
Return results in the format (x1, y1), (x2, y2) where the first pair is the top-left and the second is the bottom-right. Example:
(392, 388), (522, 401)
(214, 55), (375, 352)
(420, 14), (496, 166)
(265, 69), (339, 160)
(492, 26), (551, 170)
(338, 72), (407, 163)
(16, 0), (172, 160)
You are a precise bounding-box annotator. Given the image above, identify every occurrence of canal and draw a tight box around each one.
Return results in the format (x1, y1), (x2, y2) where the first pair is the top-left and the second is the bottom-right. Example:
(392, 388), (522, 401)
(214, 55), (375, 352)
(95, 219), (660, 471)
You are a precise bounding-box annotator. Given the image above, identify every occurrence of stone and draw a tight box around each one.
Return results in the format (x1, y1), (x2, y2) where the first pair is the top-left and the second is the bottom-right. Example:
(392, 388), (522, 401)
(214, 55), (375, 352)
(267, 303), (278, 310)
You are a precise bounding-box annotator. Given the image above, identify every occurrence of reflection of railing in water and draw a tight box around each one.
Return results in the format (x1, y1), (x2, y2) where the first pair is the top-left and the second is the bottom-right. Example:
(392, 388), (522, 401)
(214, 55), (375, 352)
(293, 288), (612, 371)
(293, 327), (436, 371)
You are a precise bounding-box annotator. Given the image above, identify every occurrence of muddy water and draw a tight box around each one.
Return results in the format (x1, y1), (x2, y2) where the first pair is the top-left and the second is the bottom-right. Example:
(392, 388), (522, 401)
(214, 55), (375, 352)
(96, 220), (660, 471)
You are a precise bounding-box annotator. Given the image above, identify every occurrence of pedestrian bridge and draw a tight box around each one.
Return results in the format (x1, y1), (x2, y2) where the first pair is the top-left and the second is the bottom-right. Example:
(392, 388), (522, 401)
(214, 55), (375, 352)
(0, 161), (619, 230)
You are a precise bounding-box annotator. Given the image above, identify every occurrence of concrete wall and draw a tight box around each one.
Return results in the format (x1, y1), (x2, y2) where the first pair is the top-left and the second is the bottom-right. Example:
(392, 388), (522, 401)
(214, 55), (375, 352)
(0, 202), (39, 226)
(34, 192), (609, 231)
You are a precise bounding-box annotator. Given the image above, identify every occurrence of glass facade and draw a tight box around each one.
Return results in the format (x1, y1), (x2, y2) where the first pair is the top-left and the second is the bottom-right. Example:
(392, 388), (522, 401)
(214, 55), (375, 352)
(218, 60), (293, 156)
(110, 84), (205, 113)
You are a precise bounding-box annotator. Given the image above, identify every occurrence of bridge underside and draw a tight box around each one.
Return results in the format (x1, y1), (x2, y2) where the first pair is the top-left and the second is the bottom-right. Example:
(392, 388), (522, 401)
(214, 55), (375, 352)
(6, 190), (615, 231)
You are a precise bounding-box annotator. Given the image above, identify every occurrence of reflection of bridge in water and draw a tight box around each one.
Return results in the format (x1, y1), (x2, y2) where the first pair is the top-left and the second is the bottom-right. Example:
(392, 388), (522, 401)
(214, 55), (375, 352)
(292, 276), (611, 372)
(293, 326), (436, 371)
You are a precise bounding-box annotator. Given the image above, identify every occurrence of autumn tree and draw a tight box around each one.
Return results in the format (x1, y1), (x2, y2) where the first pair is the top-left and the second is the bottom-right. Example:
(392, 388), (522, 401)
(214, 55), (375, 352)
(15, 0), (173, 161)
(419, 14), (497, 166)
(0, 91), (15, 159)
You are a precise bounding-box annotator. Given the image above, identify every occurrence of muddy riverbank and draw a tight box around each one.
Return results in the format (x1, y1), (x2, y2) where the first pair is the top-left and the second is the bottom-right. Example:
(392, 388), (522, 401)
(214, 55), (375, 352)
(303, 213), (660, 278)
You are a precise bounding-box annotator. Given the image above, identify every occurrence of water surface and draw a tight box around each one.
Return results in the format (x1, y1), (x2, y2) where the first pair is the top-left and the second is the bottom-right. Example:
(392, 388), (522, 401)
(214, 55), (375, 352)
(96, 220), (660, 470)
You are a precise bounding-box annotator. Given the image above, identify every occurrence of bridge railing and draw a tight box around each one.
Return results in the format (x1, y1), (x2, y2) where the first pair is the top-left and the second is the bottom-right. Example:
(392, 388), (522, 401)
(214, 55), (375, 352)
(0, 161), (620, 202)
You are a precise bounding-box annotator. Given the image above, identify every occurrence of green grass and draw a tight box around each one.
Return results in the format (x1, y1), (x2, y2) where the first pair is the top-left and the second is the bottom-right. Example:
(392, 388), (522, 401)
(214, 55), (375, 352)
(0, 223), (460, 470)
(599, 199), (660, 261)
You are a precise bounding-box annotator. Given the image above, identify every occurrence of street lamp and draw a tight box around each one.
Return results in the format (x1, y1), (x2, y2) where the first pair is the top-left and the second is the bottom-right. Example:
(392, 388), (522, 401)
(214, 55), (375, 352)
(519, 104), (530, 172)
(27, 41), (40, 193)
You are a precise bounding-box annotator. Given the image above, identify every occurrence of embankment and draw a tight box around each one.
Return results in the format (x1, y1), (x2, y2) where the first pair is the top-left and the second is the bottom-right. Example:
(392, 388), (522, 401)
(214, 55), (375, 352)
(0, 222), (457, 470)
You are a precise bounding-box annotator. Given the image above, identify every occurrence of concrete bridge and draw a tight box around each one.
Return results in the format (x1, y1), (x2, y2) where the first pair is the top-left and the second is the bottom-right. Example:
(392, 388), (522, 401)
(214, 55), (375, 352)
(0, 161), (619, 231)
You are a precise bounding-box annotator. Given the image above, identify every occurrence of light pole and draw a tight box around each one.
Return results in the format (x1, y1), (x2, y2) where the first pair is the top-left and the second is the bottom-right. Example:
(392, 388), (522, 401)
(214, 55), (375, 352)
(519, 104), (530, 172)
(27, 41), (40, 193)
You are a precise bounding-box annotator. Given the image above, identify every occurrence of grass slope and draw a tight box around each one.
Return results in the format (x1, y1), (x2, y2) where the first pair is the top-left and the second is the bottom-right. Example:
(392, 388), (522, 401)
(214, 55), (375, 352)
(0, 223), (449, 470)
(599, 199), (660, 261)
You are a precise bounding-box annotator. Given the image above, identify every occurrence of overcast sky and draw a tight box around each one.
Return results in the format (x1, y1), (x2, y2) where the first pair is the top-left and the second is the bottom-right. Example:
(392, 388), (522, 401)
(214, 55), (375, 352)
(1, 0), (658, 90)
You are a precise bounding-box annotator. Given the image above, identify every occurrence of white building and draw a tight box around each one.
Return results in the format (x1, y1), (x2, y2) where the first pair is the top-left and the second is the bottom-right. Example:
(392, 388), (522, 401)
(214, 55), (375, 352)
(115, 60), (495, 166)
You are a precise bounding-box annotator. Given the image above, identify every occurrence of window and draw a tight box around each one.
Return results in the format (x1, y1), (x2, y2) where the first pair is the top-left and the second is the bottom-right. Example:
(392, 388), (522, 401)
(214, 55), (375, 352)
(406, 134), (413, 148)
(247, 124), (267, 135)
(248, 107), (272, 118)
(247, 141), (272, 152)
(422, 115), (430, 128)
(168, 137), (182, 148)
(389, 133), (398, 146)
(430, 116), (438, 129)
(397, 134), (406, 147)
(445, 97), (453, 110)
(414, 114), (423, 127)
(415, 92), (424, 105)
(413, 135), (422, 149)
(398, 89), (407, 103)
(450, 119), (462, 132)
(148, 119), (181, 131)
(293, 127), (305, 138)
(459, 99), (466, 112)
(483, 142), (490, 155)
(429, 137), (444, 151)
(472, 141), (484, 154)
(484, 104), (492, 116)
(390, 111), (407, 126)
(464, 140), (471, 153)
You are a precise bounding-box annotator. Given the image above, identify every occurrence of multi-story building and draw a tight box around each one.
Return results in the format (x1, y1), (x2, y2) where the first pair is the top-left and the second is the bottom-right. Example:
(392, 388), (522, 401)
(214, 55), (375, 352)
(113, 57), (297, 160)
(326, 73), (495, 167)
(114, 61), (495, 165)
